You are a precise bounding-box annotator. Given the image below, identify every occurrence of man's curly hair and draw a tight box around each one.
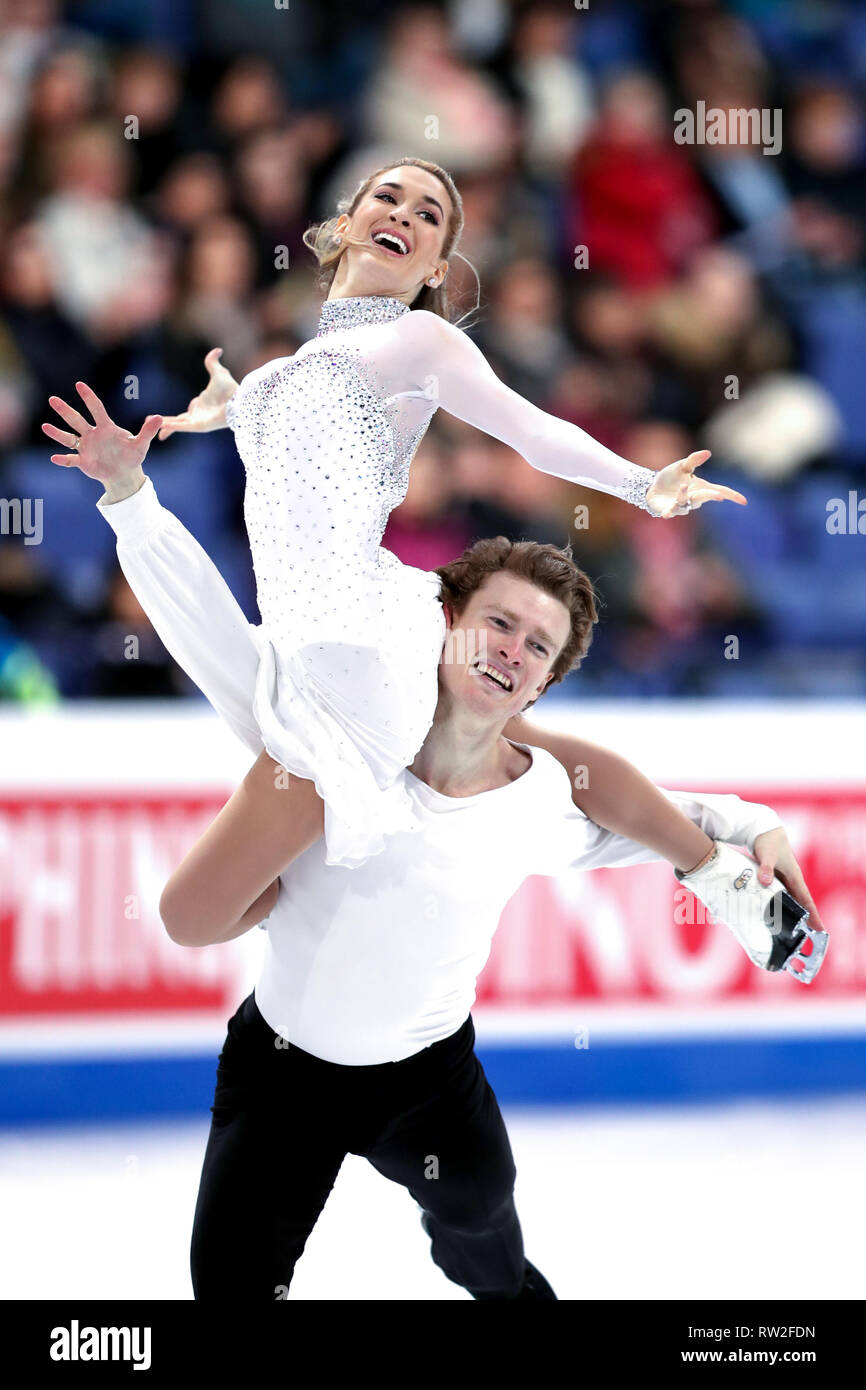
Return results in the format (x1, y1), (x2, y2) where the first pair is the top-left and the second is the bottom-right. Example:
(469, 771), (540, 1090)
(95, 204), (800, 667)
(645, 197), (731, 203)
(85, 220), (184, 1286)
(435, 536), (599, 691)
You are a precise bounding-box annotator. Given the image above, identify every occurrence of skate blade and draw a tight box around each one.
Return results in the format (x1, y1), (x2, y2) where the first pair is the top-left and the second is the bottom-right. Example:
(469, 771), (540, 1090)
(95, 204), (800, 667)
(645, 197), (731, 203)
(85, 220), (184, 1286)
(783, 917), (829, 984)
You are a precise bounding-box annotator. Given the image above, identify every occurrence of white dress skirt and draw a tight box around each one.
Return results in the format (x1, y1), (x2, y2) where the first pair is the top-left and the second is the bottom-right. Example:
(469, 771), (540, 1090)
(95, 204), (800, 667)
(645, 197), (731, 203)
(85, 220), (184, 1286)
(245, 558), (446, 869)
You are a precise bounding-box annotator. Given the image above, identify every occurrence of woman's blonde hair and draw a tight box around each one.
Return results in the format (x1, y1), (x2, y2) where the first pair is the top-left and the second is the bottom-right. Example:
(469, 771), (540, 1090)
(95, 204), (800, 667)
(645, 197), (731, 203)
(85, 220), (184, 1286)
(302, 156), (479, 327)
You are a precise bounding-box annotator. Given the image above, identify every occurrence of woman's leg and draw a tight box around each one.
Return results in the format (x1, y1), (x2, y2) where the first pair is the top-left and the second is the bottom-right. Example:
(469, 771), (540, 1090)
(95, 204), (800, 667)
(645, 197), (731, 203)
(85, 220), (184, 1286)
(505, 715), (714, 874)
(160, 750), (324, 946)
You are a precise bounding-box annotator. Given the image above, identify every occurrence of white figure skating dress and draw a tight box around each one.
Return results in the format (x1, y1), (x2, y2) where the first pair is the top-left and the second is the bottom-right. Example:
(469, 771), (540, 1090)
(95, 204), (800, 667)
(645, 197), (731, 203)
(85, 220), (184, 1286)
(220, 293), (658, 867)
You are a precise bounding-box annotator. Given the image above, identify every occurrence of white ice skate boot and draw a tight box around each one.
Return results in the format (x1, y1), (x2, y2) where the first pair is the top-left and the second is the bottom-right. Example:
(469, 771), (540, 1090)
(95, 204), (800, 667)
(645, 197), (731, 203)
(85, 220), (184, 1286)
(675, 842), (828, 983)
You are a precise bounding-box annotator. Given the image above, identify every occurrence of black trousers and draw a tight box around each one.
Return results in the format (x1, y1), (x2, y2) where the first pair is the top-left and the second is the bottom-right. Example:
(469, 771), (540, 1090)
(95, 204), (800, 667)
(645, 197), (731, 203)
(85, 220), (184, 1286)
(190, 991), (532, 1300)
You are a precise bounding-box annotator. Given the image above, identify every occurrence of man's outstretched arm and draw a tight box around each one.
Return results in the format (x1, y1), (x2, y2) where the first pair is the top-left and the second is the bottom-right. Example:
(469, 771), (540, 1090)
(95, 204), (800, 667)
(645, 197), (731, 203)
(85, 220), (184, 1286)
(507, 714), (715, 873)
(511, 714), (824, 929)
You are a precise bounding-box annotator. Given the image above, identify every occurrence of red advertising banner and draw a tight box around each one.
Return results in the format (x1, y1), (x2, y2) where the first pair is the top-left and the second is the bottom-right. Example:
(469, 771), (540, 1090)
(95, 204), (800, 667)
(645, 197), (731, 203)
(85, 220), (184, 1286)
(0, 787), (863, 1019)
(0, 792), (236, 1016)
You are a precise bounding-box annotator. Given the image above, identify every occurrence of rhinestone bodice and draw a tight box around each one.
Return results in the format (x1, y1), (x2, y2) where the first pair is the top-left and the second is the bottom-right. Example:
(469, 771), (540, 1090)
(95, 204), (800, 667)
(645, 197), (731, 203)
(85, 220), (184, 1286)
(228, 295), (436, 636)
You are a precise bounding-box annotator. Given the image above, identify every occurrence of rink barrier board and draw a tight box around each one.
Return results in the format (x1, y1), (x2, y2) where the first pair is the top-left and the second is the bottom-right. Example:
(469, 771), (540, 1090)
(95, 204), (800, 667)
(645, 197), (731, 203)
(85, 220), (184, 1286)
(1, 703), (864, 1120)
(1, 1033), (866, 1127)
(0, 785), (863, 1016)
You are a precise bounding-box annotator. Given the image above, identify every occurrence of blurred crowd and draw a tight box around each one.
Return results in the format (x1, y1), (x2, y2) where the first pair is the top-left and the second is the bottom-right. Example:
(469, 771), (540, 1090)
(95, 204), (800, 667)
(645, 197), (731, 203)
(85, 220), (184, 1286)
(1, 0), (865, 703)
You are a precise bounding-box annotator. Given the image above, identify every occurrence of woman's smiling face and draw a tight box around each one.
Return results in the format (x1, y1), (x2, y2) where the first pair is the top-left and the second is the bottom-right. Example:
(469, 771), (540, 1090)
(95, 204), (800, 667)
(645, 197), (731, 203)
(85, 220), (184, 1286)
(330, 164), (453, 303)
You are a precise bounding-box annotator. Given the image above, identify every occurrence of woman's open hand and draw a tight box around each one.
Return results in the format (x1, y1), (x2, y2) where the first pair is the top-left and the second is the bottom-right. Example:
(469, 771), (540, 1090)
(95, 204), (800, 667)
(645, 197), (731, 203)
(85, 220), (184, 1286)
(645, 450), (748, 518)
(42, 381), (162, 486)
(157, 348), (239, 440)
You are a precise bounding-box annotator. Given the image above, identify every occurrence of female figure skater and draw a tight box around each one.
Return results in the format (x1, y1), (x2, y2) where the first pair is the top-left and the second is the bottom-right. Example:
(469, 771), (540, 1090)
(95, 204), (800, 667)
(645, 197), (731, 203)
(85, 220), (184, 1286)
(44, 157), (747, 944)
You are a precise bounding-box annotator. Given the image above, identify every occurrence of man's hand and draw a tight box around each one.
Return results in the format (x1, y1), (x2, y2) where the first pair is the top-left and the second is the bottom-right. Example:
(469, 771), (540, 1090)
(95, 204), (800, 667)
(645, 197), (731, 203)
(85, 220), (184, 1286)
(645, 449), (748, 517)
(157, 348), (238, 440)
(42, 382), (162, 501)
(753, 826), (825, 931)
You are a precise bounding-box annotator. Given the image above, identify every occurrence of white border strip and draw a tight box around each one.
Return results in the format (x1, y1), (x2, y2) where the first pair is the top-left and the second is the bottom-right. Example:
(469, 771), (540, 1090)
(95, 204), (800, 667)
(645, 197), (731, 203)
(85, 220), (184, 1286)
(2, 700), (866, 787)
(0, 1000), (864, 1059)
(0, 1013), (233, 1058)
(472, 1001), (866, 1041)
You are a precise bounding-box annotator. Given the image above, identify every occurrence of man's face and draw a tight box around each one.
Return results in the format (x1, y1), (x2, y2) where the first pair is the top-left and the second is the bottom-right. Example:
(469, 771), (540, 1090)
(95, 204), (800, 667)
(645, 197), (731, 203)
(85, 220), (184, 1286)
(439, 572), (572, 721)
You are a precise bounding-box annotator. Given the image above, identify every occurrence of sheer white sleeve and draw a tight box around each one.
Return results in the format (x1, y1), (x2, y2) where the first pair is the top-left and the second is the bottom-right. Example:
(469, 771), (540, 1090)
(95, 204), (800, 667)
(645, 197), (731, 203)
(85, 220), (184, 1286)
(386, 310), (661, 512)
(96, 477), (264, 757)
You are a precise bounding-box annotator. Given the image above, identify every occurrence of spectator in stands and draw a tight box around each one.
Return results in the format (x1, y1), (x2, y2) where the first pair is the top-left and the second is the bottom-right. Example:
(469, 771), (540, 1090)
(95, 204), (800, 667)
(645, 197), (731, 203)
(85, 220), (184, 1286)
(568, 69), (719, 288)
(360, 4), (517, 173)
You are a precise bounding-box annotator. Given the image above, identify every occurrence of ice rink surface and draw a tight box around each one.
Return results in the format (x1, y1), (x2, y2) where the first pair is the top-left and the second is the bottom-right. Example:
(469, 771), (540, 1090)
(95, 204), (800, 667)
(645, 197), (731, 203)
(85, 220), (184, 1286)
(2, 1096), (864, 1301)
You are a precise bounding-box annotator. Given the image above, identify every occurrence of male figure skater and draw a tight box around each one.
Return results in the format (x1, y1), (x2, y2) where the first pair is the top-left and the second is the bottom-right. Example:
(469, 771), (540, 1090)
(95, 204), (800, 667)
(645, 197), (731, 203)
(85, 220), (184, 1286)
(54, 393), (825, 1300)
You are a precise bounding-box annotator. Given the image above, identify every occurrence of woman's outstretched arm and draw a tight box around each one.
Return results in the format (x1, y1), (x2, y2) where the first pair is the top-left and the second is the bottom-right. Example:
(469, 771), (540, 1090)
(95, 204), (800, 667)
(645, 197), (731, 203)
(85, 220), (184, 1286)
(391, 310), (747, 517)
